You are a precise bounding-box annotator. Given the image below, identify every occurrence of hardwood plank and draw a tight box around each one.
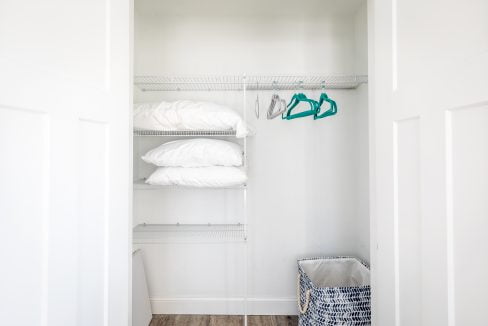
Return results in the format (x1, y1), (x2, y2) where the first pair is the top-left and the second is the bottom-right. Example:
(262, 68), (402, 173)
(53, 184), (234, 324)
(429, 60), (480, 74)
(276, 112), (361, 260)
(249, 315), (298, 326)
(150, 314), (175, 326)
(150, 315), (298, 326)
(175, 315), (210, 326)
(210, 315), (243, 326)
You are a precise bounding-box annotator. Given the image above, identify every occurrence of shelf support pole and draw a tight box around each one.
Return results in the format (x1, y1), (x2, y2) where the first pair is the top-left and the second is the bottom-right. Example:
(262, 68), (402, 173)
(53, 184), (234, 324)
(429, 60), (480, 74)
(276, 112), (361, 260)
(242, 74), (248, 326)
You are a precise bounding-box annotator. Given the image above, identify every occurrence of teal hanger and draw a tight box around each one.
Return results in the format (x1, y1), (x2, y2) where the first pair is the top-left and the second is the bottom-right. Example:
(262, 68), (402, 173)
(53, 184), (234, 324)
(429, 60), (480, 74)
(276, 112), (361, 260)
(282, 93), (319, 120)
(314, 92), (337, 120)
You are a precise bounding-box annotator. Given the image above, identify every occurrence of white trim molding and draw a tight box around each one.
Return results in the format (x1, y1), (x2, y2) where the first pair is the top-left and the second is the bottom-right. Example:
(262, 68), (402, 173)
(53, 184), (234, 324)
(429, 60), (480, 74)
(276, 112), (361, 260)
(150, 297), (297, 316)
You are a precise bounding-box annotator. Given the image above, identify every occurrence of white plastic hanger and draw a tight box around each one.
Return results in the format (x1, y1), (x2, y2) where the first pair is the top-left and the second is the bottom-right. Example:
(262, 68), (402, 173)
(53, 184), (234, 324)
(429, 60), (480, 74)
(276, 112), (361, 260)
(255, 81), (260, 119)
(267, 82), (287, 119)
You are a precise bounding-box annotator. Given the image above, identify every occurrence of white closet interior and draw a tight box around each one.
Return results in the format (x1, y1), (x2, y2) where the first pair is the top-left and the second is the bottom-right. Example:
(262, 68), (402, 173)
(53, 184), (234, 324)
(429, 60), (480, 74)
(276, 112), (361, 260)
(133, 0), (369, 317)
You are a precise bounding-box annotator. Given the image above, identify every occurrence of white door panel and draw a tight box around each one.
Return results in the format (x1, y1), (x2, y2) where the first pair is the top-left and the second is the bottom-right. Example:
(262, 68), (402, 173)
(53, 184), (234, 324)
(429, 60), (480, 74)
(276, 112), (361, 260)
(0, 1), (131, 325)
(371, 0), (488, 325)
(78, 120), (109, 326)
(448, 104), (488, 326)
(0, 107), (49, 326)
(394, 117), (422, 326)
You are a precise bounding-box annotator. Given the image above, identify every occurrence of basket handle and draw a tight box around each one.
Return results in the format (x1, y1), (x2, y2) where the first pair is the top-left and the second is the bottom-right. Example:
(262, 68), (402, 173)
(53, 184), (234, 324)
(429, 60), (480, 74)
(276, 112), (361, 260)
(296, 274), (311, 314)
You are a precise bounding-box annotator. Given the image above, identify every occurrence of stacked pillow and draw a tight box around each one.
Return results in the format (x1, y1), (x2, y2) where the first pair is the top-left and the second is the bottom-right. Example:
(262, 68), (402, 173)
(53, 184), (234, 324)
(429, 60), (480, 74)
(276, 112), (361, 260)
(134, 100), (249, 138)
(143, 138), (247, 187)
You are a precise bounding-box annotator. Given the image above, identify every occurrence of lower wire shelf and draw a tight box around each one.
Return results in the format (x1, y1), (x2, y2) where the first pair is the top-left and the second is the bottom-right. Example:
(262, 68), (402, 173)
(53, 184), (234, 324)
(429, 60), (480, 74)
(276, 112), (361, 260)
(133, 223), (247, 244)
(133, 179), (247, 190)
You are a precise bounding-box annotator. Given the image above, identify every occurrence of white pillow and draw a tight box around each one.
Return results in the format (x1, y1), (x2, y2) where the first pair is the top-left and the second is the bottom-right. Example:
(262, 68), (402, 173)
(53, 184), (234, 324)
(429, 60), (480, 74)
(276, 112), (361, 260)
(134, 100), (248, 138)
(142, 138), (243, 167)
(146, 167), (247, 188)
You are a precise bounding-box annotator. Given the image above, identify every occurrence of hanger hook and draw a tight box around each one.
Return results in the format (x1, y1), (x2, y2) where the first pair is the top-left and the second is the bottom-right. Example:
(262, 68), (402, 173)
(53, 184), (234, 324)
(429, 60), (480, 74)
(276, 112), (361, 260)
(272, 80), (278, 92)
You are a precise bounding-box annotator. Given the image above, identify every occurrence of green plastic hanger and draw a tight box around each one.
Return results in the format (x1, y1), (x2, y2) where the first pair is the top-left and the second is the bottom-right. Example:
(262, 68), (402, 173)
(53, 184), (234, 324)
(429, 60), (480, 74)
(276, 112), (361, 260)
(314, 92), (337, 120)
(282, 93), (319, 120)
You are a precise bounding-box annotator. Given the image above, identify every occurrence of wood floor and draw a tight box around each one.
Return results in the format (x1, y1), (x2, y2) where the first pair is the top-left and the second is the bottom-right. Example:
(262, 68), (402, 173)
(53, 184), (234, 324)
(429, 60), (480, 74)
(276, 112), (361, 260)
(150, 315), (298, 326)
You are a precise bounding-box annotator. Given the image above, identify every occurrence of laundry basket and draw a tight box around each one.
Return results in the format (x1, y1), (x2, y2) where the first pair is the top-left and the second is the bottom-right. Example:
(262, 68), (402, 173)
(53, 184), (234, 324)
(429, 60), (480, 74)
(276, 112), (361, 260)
(297, 257), (371, 326)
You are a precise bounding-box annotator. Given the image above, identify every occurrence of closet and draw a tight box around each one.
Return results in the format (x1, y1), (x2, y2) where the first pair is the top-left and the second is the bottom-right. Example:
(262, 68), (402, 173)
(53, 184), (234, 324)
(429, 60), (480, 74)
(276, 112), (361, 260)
(132, 0), (369, 321)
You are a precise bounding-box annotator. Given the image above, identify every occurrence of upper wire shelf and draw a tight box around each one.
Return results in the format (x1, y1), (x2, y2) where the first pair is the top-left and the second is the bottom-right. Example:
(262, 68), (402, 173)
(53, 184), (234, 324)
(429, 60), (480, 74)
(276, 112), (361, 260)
(133, 129), (237, 137)
(134, 75), (368, 92)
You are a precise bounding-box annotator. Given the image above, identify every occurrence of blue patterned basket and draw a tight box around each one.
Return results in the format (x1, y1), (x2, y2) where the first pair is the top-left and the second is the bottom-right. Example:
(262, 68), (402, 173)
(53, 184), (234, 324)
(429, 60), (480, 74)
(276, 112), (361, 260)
(297, 257), (371, 326)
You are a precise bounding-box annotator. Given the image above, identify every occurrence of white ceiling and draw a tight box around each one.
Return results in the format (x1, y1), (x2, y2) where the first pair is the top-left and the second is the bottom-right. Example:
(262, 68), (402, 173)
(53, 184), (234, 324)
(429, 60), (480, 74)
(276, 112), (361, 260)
(135, 0), (366, 18)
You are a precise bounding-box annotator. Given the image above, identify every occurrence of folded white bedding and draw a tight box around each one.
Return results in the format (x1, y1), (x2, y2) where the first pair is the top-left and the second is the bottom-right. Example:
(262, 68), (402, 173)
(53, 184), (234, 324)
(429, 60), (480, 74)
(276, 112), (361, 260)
(134, 100), (248, 138)
(142, 138), (243, 167)
(146, 166), (247, 188)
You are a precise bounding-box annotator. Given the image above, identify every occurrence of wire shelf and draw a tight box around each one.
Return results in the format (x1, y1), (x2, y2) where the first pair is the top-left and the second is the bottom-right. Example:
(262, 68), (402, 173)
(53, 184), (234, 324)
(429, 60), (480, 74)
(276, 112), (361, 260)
(134, 75), (368, 91)
(248, 75), (368, 90)
(133, 223), (246, 243)
(135, 75), (245, 92)
(133, 129), (237, 137)
(133, 179), (246, 190)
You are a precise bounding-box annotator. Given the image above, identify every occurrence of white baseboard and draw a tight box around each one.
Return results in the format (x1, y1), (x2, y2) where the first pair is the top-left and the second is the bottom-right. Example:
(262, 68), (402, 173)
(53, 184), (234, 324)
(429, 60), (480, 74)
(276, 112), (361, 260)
(150, 297), (297, 315)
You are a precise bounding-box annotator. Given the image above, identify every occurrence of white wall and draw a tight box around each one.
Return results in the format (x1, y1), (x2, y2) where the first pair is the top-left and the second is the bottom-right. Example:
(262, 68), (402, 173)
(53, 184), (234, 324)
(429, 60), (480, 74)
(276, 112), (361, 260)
(134, 0), (363, 75)
(133, 0), (368, 315)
